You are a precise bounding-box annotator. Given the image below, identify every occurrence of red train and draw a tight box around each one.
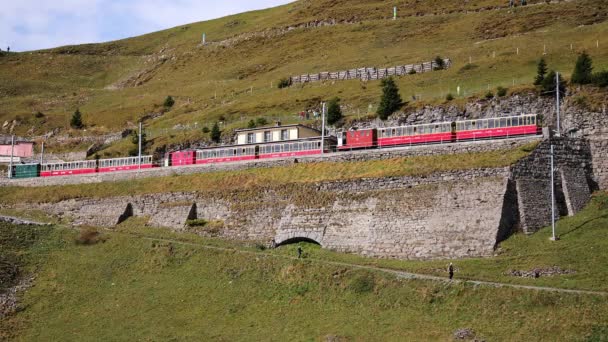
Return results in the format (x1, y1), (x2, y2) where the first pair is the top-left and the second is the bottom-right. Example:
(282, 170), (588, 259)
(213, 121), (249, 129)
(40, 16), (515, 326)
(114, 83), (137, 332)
(13, 115), (540, 179)
(337, 114), (539, 150)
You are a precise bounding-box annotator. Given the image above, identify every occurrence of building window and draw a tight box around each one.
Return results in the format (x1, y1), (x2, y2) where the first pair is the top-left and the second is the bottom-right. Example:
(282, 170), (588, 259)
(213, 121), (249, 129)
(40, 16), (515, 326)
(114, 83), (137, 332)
(264, 131), (271, 142)
(281, 129), (289, 140)
(247, 133), (255, 144)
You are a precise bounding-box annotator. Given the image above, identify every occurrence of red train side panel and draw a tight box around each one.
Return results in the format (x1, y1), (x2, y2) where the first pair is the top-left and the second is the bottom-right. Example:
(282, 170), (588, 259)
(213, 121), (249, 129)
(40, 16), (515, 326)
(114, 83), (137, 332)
(456, 125), (539, 140)
(97, 164), (154, 173)
(196, 155), (257, 164)
(258, 149), (322, 159)
(170, 151), (196, 166)
(378, 132), (453, 147)
(40, 168), (97, 177)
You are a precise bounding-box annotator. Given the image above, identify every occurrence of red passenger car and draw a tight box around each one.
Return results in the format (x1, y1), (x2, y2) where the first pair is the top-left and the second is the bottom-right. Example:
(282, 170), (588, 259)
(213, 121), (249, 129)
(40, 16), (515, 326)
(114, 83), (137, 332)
(377, 122), (453, 147)
(258, 137), (335, 159)
(170, 151), (196, 166)
(455, 114), (539, 141)
(40, 160), (97, 177)
(195, 146), (257, 164)
(337, 129), (376, 150)
(97, 156), (154, 173)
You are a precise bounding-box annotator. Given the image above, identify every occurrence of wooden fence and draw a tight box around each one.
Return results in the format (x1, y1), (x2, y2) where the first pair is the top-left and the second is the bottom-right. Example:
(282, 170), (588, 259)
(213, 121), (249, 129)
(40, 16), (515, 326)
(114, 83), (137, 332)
(289, 58), (451, 85)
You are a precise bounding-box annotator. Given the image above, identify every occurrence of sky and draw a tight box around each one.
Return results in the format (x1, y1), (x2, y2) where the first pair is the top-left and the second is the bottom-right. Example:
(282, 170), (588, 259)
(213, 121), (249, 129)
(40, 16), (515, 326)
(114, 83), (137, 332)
(0, 0), (293, 52)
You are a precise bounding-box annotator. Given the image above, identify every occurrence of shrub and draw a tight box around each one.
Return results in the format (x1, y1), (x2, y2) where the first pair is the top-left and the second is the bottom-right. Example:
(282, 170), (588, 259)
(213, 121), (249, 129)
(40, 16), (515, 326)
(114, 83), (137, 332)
(34, 111), (44, 118)
(163, 95), (175, 108)
(247, 119), (256, 128)
(593, 70), (608, 87)
(485, 90), (494, 99)
(326, 97), (343, 125)
(348, 273), (375, 294)
(496, 86), (508, 97)
(75, 227), (104, 245)
(433, 56), (446, 70)
(185, 219), (208, 227)
(202, 126), (210, 133)
(377, 77), (403, 120)
(70, 108), (84, 129)
(408, 68), (417, 75)
(445, 93), (454, 101)
(277, 78), (292, 89)
(571, 52), (593, 85)
(255, 117), (268, 126)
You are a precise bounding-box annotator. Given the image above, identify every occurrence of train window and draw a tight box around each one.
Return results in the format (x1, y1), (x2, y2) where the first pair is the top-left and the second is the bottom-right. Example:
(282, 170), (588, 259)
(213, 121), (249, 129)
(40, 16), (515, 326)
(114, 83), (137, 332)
(531, 116), (536, 125)
(264, 131), (271, 142)
(392, 129), (396, 136)
(500, 118), (507, 127)
(413, 127), (418, 135)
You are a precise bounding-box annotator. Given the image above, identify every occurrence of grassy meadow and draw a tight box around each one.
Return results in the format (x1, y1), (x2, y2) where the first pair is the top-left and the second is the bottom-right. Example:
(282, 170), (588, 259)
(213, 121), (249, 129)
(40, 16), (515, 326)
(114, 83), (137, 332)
(1, 192), (608, 341)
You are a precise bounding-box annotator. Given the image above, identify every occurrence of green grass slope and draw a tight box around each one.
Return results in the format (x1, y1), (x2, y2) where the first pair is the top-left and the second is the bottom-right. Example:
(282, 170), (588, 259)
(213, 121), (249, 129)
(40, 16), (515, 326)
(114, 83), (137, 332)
(0, 0), (606, 155)
(2, 192), (608, 341)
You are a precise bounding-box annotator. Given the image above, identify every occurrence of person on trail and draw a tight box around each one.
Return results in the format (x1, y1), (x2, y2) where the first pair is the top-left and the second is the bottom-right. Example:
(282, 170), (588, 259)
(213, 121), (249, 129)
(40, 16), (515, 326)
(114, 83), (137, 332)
(297, 246), (303, 259)
(448, 263), (454, 280)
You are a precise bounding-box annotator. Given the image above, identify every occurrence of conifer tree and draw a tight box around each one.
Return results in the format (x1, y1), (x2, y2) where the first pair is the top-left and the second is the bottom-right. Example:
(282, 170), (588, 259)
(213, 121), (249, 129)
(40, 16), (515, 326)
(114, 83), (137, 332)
(534, 58), (547, 86)
(377, 77), (403, 120)
(326, 97), (343, 125)
(541, 70), (566, 97)
(210, 122), (221, 143)
(70, 109), (84, 129)
(571, 52), (593, 85)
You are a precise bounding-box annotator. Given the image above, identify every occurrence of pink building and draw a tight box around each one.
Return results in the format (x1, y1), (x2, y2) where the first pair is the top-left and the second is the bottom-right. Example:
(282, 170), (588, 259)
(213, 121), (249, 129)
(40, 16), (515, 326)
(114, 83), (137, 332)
(0, 136), (34, 158)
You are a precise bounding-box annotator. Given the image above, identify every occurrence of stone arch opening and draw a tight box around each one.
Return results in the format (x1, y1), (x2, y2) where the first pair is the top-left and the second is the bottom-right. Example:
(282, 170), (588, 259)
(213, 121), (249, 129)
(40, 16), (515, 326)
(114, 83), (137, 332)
(276, 237), (321, 247)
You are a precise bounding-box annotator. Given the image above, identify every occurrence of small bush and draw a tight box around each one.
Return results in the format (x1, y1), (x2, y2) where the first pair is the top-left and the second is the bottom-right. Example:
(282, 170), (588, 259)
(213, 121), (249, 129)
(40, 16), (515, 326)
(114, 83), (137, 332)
(408, 68), (417, 75)
(185, 219), (208, 227)
(496, 86), (508, 97)
(593, 70), (608, 87)
(75, 227), (104, 245)
(255, 117), (268, 126)
(573, 95), (588, 108)
(34, 111), (44, 118)
(70, 108), (84, 129)
(277, 78), (292, 89)
(485, 91), (494, 99)
(247, 119), (256, 128)
(163, 96), (175, 108)
(348, 273), (375, 294)
(202, 126), (210, 133)
(445, 93), (454, 101)
(433, 56), (446, 70)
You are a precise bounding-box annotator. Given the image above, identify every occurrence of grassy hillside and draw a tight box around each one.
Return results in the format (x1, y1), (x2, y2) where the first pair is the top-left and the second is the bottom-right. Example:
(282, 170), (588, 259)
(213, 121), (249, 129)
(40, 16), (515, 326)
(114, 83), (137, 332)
(2, 192), (608, 341)
(0, 0), (606, 155)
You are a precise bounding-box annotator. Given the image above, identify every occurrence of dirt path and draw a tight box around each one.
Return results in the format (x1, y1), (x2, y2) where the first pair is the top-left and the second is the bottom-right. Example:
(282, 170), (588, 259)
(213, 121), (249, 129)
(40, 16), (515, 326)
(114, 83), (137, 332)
(123, 232), (608, 297)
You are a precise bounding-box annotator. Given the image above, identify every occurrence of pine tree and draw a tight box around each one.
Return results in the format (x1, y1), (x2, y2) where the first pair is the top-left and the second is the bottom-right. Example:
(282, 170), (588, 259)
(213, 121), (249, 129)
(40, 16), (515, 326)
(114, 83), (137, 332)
(129, 128), (147, 156)
(326, 97), (343, 125)
(247, 120), (256, 128)
(534, 58), (547, 86)
(210, 122), (221, 143)
(571, 52), (593, 85)
(70, 109), (84, 129)
(541, 70), (567, 97)
(377, 77), (403, 120)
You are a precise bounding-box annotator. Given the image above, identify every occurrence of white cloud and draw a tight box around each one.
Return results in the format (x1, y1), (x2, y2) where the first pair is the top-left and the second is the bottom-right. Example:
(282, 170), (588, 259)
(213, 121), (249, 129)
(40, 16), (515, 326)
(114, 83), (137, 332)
(0, 0), (292, 51)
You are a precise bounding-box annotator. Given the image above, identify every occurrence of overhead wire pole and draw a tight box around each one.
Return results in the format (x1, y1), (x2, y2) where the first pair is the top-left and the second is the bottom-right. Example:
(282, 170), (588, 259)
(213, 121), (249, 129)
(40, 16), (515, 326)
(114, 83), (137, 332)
(138, 121), (142, 170)
(8, 135), (14, 179)
(550, 144), (558, 241)
(40, 141), (44, 165)
(321, 102), (326, 155)
(556, 72), (561, 137)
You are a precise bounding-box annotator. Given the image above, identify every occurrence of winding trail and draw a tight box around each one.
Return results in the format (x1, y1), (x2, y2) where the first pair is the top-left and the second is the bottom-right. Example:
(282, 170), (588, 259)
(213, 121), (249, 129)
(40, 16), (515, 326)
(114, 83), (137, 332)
(120, 231), (608, 297)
